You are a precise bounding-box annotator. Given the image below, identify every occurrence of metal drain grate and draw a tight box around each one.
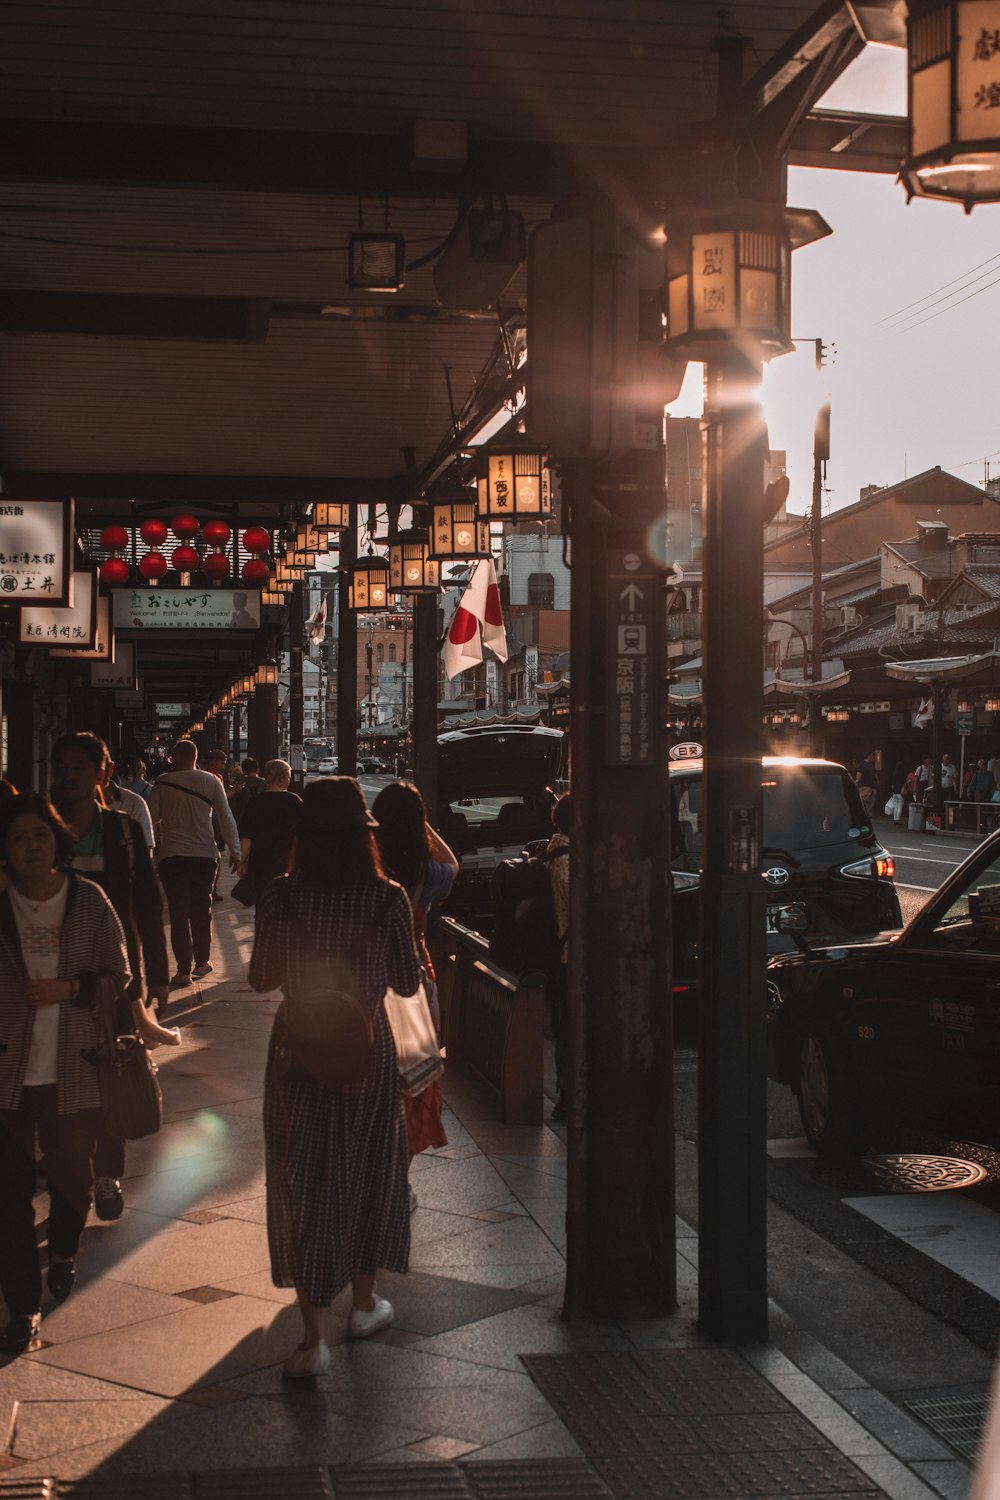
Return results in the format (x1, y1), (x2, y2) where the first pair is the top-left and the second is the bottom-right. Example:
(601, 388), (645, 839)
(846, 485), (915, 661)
(904, 1392), (990, 1462)
(462, 1460), (613, 1497)
(332, 1466), (471, 1499)
(194, 1470), (333, 1498)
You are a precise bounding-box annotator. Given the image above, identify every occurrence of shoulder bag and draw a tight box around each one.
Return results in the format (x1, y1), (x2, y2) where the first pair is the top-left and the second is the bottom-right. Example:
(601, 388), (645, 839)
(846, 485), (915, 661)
(383, 979), (444, 1097)
(86, 976), (163, 1140)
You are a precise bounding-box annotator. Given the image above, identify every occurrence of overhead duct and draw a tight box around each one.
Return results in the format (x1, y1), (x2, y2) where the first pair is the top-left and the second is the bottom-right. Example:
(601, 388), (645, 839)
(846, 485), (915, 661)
(432, 208), (526, 310)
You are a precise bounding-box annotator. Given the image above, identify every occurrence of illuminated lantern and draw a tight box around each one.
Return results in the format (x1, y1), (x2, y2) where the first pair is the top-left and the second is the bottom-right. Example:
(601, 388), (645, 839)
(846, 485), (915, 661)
(902, 0), (1000, 211)
(171, 544), (200, 579)
(99, 556), (130, 586)
(474, 437), (553, 521)
(242, 526), (270, 555)
(202, 521), (231, 548)
(389, 529), (440, 594)
(347, 552), (390, 610)
(202, 551), (231, 583)
(100, 524), (129, 552)
(139, 519), (169, 548)
(139, 551), (168, 582)
(171, 513), (200, 540)
(428, 496), (491, 560)
(242, 558), (270, 586)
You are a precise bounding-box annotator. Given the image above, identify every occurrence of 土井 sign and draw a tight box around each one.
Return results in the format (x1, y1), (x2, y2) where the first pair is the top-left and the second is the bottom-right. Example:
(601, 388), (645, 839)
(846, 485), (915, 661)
(606, 550), (657, 767)
(113, 589), (261, 630)
(0, 499), (74, 605)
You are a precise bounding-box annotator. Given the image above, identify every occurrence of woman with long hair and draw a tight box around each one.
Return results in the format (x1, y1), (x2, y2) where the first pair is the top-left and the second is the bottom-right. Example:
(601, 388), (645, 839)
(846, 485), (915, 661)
(249, 777), (420, 1377)
(372, 781), (458, 1178)
(0, 795), (130, 1355)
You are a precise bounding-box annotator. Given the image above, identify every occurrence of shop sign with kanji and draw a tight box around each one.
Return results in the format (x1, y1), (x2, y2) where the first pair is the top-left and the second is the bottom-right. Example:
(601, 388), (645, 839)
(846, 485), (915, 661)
(50, 594), (114, 660)
(20, 569), (97, 649)
(113, 589), (261, 631)
(0, 499), (73, 605)
(962, 5), (1000, 133)
(93, 642), (135, 689)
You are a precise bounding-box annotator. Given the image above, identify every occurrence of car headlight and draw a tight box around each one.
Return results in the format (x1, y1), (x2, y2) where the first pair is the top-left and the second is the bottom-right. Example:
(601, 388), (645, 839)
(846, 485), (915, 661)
(840, 850), (894, 880)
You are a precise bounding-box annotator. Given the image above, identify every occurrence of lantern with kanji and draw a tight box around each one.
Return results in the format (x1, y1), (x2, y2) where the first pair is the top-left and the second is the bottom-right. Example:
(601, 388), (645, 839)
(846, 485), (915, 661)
(347, 552), (390, 610)
(474, 437), (553, 521)
(428, 496), (491, 560)
(99, 524), (130, 586)
(389, 528), (440, 594)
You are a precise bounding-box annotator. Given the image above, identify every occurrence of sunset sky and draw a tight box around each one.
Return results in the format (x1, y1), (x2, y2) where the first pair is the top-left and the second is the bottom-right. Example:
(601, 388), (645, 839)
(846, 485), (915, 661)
(669, 43), (1000, 521)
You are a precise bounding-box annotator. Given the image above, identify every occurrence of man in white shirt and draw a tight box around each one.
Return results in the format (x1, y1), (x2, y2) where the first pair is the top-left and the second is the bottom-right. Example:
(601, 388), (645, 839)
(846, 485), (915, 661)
(148, 739), (239, 987)
(103, 768), (155, 850)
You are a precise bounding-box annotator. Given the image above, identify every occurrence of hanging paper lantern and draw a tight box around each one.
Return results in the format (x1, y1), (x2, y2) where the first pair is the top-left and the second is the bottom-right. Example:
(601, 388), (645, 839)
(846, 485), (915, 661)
(139, 519), (169, 548)
(242, 558), (270, 586)
(172, 544), (200, 575)
(99, 556), (130, 586)
(242, 526), (270, 555)
(202, 551), (231, 583)
(139, 551), (168, 582)
(202, 520), (231, 548)
(100, 524), (129, 552)
(171, 513), (200, 540)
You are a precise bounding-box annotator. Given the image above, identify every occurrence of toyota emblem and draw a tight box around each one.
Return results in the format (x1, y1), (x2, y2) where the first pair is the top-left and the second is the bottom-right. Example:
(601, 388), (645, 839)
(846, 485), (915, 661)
(765, 866), (791, 887)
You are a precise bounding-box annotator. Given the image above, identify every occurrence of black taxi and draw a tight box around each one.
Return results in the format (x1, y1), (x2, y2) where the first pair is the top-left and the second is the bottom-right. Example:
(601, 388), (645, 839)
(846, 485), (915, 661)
(767, 827), (1000, 1155)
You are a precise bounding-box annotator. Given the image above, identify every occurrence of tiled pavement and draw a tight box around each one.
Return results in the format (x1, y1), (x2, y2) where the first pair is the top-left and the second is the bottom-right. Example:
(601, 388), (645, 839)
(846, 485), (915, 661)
(0, 887), (975, 1498)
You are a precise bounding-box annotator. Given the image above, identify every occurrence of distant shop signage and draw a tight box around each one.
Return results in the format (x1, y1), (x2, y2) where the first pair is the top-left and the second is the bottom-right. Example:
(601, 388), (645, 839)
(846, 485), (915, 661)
(93, 642), (136, 689)
(113, 588), (261, 631)
(606, 549), (656, 766)
(50, 593), (113, 660)
(20, 570), (97, 649)
(0, 499), (73, 605)
(156, 702), (191, 719)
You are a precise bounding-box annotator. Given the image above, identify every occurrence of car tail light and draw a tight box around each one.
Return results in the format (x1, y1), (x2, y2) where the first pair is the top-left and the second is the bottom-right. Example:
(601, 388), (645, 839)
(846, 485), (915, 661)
(840, 850), (894, 880)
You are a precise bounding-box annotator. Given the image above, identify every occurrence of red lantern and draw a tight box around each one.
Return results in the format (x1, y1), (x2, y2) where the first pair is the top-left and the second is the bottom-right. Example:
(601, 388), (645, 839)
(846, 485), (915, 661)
(241, 558), (270, 586)
(99, 556), (130, 586)
(242, 526), (270, 555)
(139, 551), (168, 582)
(100, 524), (129, 552)
(172, 513), (200, 540)
(202, 520), (232, 547)
(172, 544), (200, 574)
(140, 519), (168, 548)
(202, 551), (231, 583)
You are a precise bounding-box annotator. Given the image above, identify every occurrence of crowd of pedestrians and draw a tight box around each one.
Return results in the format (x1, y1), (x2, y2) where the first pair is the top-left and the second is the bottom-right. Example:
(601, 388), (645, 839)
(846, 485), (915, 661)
(0, 742), (463, 1379)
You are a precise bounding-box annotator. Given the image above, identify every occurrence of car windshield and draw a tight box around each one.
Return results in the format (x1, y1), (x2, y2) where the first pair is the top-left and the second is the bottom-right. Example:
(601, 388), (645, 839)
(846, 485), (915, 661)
(762, 767), (866, 851)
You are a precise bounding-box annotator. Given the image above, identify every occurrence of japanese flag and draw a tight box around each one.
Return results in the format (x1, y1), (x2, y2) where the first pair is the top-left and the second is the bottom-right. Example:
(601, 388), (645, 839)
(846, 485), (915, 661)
(443, 559), (508, 680)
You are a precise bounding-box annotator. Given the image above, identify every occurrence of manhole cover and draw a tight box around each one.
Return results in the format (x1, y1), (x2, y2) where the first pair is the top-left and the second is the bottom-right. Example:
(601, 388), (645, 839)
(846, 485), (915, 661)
(863, 1153), (988, 1192)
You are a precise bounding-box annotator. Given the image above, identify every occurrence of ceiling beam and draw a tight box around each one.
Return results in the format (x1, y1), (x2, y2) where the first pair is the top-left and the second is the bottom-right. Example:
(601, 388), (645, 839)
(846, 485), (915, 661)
(2, 473), (409, 507)
(789, 110), (908, 173)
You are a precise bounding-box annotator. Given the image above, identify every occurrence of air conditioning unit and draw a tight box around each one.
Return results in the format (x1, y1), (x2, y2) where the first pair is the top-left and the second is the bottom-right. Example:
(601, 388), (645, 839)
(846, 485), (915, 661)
(895, 602), (921, 632)
(839, 605), (859, 628)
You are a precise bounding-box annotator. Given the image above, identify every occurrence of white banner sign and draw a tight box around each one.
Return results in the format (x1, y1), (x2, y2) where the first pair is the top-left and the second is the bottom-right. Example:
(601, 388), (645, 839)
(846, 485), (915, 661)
(50, 593), (113, 660)
(0, 499), (73, 605)
(113, 588), (261, 631)
(20, 570), (96, 648)
(93, 642), (135, 689)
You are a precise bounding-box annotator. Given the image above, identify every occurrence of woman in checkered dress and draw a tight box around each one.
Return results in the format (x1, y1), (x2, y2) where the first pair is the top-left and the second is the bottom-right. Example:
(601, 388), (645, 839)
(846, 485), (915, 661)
(249, 778), (420, 1377)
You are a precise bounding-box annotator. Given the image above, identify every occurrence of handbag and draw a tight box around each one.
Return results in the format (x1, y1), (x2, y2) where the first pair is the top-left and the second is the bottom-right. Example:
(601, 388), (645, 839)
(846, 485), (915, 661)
(86, 980), (163, 1140)
(383, 980), (444, 1097)
(231, 875), (255, 906)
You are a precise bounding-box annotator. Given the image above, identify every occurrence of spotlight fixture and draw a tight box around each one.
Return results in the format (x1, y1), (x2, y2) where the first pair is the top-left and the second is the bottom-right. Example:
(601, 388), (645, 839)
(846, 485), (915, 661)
(347, 233), (406, 292)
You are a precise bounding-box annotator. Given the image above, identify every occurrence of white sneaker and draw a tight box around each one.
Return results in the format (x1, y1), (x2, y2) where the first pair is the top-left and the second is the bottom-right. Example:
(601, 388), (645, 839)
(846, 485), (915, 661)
(282, 1340), (330, 1378)
(347, 1293), (394, 1339)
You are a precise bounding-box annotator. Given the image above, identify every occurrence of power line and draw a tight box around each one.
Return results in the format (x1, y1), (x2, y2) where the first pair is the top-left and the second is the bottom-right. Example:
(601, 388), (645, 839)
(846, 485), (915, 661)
(886, 267), (1000, 336)
(877, 247), (1000, 326)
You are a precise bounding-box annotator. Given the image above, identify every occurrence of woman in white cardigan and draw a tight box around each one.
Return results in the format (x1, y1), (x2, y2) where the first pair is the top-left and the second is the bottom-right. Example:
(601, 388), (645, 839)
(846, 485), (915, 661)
(0, 794), (129, 1355)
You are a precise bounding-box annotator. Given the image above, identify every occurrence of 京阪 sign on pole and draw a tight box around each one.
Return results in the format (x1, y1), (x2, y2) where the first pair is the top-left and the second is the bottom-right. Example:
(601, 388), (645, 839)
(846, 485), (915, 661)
(606, 549), (657, 766)
(0, 499), (74, 605)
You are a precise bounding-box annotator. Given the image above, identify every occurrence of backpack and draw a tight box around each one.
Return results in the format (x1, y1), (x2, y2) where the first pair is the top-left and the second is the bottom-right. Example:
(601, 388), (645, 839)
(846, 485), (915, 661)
(489, 846), (568, 980)
(276, 879), (381, 1088)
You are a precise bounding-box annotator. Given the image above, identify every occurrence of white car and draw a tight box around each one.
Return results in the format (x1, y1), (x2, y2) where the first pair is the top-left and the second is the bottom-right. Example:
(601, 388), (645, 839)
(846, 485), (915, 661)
(316, 757), (338, 775)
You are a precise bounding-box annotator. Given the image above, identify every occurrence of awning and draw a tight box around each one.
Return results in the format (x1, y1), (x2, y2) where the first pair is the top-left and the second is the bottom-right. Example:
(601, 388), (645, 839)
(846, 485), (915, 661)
(885, 652), (1000, 685)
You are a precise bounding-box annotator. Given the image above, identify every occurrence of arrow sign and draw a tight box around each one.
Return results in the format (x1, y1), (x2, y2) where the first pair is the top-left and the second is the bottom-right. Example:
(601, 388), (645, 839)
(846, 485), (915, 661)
(620, 583), (645, 610)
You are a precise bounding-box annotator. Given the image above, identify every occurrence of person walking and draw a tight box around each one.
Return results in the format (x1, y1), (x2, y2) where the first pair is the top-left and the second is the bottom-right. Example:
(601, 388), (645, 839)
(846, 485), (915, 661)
(914, 756), (934, 804)
(0, 795), (130, 1354)
(372, 781), (458, 1199)
(50, 732), (173, 1221)
(249, 777), (421, 1376)
(102, 759), (155, 851)
(148, 739), (239, 987)
(228, 757), (266, 826)
(855, 754), (879, 818)
(122, 758), (152, 801)
(235, 759), (302, 905)
(940, 753), (960, 800)
(970, 759), (997, 804)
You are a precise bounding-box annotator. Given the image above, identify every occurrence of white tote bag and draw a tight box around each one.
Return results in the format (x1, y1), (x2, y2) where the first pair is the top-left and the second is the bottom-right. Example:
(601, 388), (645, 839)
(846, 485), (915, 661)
(383, 982), (444, 1097)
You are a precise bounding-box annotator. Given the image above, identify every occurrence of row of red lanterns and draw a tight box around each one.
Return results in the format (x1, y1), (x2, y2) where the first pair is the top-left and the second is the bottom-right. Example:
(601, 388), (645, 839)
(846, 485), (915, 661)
(98, 517), (272, 587)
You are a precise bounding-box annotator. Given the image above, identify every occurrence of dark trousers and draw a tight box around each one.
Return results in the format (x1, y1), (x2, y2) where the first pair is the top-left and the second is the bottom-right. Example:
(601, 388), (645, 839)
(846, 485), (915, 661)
(548, 963), (569, 1100)
(159, 855), (218, 972)
(0, 1087), (100, 1316)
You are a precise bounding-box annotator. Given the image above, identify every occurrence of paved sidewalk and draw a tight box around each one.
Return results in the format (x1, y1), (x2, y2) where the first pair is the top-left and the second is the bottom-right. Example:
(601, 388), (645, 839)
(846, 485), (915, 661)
(0, 888), (974, 1498)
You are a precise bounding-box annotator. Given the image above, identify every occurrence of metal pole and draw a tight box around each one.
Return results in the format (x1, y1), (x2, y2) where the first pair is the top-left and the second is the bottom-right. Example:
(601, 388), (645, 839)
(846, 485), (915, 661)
(289, 581), (305, 793)
(337, 525), (358, 776)
(698, 354), (769, 1345)
(565, 447), (675, 1322)
(412, 592), (439, 821)
(810, 416), (825, 757)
